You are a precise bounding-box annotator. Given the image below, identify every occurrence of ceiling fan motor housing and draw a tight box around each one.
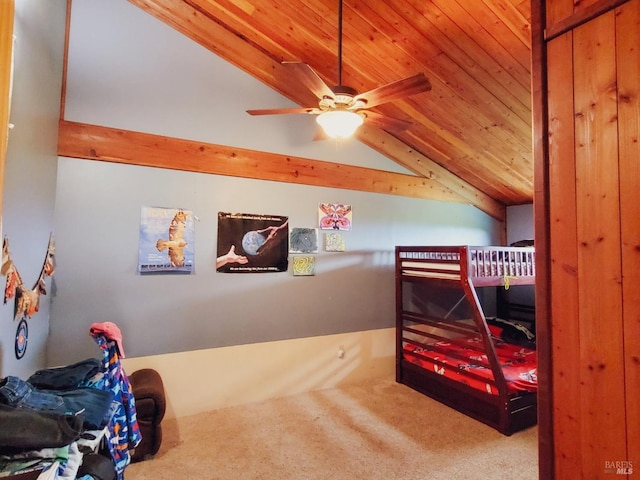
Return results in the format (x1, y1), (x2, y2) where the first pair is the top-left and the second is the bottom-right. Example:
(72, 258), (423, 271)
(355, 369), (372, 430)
(320, 85), (366, 111)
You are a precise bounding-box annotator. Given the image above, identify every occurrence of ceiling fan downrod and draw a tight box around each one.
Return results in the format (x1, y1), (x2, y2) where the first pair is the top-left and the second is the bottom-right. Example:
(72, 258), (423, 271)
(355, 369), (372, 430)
(337, 0), (343, 87)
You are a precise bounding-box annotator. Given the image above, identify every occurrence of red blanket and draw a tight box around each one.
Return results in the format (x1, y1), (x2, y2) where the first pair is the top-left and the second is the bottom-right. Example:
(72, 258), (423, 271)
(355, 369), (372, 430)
(403, 333), (537, 395)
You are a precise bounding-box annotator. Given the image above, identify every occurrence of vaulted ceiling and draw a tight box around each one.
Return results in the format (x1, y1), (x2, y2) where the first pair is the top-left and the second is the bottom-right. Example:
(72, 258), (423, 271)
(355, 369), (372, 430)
(126, 0), (533, 216)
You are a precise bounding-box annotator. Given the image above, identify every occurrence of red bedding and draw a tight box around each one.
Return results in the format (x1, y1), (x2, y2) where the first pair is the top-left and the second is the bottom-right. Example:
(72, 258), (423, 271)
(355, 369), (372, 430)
(403, 330), (537, 395)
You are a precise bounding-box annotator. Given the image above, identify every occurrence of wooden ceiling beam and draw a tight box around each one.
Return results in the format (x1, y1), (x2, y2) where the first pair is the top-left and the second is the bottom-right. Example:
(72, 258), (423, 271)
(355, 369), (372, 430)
(355, 124), (505, 215)
(58, 120), (505, 221)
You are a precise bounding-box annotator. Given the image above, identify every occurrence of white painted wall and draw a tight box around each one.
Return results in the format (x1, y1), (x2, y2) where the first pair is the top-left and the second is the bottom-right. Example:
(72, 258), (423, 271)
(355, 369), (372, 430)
(122, 328), (396, 420)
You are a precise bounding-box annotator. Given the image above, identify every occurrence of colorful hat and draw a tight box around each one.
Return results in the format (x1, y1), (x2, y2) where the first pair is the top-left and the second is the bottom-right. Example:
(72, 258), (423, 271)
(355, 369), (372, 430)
(89, 321), (126, 358)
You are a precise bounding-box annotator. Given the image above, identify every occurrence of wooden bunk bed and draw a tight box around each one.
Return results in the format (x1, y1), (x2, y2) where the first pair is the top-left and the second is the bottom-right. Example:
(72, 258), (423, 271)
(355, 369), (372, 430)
(395, 245), (537, 435)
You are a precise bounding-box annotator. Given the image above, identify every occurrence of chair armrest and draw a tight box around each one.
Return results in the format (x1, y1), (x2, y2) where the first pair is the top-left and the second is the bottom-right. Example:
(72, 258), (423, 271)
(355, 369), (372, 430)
(129, 369), (166, 422)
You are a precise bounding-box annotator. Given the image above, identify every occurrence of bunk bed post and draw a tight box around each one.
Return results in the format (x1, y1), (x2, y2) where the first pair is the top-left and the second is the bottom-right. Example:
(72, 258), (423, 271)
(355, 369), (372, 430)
(395, 246), (403, 383)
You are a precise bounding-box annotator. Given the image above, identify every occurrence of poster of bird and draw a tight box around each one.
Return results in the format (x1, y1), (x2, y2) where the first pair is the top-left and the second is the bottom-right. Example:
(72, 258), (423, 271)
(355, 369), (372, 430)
(138, 206), (195, 274)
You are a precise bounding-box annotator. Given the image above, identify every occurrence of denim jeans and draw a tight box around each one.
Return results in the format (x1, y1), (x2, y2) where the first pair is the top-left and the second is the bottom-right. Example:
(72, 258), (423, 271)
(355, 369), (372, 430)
(0, 376), (113, 430)
(27, 358), (101, 390)
(0, 403), (83, 452)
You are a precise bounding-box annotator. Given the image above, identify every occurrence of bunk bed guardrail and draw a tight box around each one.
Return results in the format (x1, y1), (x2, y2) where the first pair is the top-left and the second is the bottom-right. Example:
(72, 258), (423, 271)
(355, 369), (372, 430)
(397, 245), (535, 286)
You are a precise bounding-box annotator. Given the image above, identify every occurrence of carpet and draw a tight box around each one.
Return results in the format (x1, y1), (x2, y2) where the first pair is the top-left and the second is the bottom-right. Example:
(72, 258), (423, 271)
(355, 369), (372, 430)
(126, 380), (538, 480)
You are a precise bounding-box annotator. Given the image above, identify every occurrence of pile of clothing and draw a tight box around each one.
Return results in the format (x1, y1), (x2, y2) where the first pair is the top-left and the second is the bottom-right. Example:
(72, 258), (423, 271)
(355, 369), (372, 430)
(0, 322), (141, 479)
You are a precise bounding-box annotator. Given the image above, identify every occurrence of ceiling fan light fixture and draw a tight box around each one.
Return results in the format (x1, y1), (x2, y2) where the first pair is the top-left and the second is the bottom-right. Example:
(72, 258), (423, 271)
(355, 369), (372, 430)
(316, 110), (364, 139)
(246, 0), (431, 140)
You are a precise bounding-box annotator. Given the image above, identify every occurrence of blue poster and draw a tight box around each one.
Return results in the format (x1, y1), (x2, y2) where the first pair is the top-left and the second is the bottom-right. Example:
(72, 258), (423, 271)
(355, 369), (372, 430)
(138, 206), (195, 274)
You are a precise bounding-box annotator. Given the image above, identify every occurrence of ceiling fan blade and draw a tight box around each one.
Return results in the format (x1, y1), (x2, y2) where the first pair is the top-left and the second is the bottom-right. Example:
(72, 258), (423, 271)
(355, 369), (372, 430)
(246, 107), (320, 116)
(282, 61), (335, 100)
(355, 73), (432, 108)
(362, 110), (413, 132)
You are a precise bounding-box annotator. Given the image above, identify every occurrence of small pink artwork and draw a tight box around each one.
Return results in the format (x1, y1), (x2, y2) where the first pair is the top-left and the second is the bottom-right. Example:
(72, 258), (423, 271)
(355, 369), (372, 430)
(318, 203), (352, 231)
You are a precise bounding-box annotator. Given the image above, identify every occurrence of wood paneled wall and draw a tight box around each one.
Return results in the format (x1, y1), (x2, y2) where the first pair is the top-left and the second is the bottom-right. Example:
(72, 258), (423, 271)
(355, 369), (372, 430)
(0, 0), (15, 218)
(534, 0), (639, 478)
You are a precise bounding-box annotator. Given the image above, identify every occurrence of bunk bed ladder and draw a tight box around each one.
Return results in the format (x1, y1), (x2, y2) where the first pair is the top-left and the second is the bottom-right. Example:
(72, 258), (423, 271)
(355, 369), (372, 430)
(460, 247), (509, 396)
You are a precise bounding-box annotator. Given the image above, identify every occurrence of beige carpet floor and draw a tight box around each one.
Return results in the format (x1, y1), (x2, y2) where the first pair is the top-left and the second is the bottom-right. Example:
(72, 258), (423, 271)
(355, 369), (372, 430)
(126, 380), (538, 480)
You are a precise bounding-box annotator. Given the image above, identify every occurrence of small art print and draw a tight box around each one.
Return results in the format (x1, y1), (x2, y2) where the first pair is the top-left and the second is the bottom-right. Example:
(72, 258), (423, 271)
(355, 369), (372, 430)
(292, 256), (315, 276)
(289, 228), (318, 253)
(318, 203), (352, 231)
(324, 232), (345, 252)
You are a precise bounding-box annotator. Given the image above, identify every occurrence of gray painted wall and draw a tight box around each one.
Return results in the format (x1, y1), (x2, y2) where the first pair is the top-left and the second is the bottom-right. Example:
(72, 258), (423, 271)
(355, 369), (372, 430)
(51, 158), (499, 364)
(505, 204), (535, 311)
(506, 204), (534, 244)
(0, 0), (66, 378)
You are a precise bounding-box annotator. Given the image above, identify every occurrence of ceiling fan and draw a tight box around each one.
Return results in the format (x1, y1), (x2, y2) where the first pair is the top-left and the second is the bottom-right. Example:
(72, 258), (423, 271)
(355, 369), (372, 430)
(246, 0), (432, 139)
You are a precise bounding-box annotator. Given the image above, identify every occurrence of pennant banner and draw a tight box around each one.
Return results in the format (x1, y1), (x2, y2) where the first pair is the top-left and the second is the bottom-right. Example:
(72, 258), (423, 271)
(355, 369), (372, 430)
(2, 233), (55, 320)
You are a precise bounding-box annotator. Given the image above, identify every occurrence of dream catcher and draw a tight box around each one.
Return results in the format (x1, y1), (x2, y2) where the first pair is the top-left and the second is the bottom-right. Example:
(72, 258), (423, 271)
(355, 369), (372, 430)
(1, 233), (55, 358)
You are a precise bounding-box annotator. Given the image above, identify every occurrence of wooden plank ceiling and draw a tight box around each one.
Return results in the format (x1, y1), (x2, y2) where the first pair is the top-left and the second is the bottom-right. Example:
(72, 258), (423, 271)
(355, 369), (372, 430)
(124, 0), (533, 213)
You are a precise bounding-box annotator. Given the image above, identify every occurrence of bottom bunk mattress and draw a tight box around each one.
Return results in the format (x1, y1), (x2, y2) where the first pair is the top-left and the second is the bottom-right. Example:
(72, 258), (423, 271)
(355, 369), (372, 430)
(402, 330), (537, 395)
